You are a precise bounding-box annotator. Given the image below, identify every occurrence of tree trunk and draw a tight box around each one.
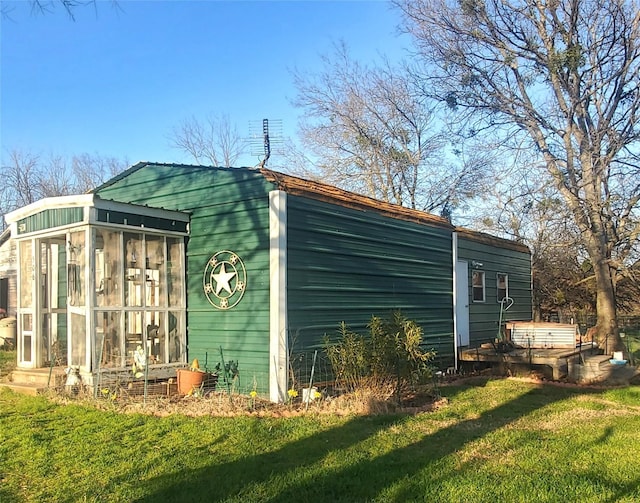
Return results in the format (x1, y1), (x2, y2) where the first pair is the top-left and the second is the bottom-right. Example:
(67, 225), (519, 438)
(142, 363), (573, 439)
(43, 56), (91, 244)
(591, 252), (622, 354)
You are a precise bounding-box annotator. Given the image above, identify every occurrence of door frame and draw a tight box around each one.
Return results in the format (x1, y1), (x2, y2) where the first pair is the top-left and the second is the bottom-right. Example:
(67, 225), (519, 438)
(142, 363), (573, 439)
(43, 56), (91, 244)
(39, 237), (68, 367)
(454, 259), (470, 352)
(16, 238), (36, 368)
(16, 234), (70, 369)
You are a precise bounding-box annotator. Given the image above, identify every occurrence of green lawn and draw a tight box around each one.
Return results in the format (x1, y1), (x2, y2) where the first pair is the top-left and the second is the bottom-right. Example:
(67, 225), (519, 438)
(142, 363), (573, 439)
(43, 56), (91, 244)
(1, 376), (639, 502)
(0, 349), (16, 379)
(622, 330), (640, 365)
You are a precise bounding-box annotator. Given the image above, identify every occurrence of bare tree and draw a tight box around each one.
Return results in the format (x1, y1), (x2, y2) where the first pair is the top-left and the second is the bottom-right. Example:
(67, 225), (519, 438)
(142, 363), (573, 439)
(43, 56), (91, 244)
(0, 151), (42, 217)
(2, 1), (120, 21)
(71, 153), (128, 193)
(292, 43), (485, 213)
(169, 113), (248, 168)
(396, 0), (640, 350)
(39, 154), (76, 198)
(1, 150), (128, 229)
(467, 156), (596, 322)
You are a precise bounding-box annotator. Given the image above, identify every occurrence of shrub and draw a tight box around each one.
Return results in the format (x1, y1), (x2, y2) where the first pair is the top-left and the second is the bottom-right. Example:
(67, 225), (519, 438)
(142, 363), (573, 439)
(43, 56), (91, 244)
(369, 311), (435, 386)
(324, 322), (370, 392)
(324, 312), (436, 394)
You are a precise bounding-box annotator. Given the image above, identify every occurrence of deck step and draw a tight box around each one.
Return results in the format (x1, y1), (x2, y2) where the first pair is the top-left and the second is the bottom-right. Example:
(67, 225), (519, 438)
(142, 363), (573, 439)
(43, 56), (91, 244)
(0, 381), (45, 396)
(581, 354), (612, 370)
(568, 355), (638, 384)
(7, 367), (67, 387)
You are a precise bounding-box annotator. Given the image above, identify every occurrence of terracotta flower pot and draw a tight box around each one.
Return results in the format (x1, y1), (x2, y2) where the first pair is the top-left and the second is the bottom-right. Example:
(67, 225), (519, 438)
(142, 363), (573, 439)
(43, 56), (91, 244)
(176, 368), (205, 395)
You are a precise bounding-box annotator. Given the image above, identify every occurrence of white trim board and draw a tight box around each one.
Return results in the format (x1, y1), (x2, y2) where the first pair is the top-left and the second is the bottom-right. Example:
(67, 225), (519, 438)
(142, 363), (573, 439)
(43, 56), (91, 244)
(269, 190), (288, 403)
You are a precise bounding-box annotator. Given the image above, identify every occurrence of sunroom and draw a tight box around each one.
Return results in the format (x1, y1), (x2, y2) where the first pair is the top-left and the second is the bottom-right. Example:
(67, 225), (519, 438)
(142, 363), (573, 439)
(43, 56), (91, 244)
(5, 194), (190, 385)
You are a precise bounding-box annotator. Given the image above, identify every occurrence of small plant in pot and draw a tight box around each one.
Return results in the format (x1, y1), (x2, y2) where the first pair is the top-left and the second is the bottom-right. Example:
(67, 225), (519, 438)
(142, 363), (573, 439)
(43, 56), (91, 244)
(177, 358), (207, 395)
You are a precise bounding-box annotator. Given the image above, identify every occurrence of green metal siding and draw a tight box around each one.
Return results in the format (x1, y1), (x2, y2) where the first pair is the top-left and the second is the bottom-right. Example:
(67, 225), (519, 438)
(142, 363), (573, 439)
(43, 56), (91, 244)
(287, 195), (455, 367)
(96, 165), (274, 394)
(18, 207), (84, 234)
(457, 236), (532, 347)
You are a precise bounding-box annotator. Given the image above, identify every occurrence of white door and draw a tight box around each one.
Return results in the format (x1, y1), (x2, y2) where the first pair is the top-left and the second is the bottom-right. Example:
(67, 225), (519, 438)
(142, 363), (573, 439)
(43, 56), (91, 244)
(17, 239), (36, 369)
(455, 260), (470, 347)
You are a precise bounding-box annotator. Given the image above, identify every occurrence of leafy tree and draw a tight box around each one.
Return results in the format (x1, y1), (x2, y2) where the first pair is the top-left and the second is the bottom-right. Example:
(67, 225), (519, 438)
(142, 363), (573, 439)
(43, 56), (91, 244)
(293, 43), (485, 213)
(396, 0), (640, 350)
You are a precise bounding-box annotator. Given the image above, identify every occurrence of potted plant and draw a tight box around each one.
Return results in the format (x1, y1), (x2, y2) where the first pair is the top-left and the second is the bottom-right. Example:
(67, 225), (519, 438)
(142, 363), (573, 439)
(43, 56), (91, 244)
(176, 359), (206, 395)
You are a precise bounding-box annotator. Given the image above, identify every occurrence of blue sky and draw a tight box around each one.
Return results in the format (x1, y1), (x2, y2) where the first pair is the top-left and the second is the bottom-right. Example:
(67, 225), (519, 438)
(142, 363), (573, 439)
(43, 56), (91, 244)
(1, 0), (409, 168)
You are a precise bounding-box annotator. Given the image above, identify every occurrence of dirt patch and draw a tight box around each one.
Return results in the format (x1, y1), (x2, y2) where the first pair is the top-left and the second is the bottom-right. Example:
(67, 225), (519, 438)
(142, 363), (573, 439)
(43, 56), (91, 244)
(49, 383), (447, 418)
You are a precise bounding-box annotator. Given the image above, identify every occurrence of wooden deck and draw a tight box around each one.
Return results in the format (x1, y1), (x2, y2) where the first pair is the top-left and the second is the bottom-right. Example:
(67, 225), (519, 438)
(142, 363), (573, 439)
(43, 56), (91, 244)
(459, 343), (601, 380)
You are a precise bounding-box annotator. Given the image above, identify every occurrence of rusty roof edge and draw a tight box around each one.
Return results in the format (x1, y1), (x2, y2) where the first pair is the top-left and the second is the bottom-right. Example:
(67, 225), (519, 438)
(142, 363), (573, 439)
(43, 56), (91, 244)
(259, 167), (455, 230)
(0, 227), (10, 246)
(455, 227), (530, 254)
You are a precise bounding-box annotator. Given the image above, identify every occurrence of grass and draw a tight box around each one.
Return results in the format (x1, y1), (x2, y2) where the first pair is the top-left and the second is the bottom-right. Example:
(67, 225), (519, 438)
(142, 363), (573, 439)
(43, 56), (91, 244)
(621, 330), (640, 365)
(1, 375), (640, 502)
(0, 349), (16, 379)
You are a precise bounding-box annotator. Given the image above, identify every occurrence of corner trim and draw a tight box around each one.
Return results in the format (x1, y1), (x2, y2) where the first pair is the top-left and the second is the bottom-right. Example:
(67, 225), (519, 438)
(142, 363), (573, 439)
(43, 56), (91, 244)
(269, 190), (288, 402)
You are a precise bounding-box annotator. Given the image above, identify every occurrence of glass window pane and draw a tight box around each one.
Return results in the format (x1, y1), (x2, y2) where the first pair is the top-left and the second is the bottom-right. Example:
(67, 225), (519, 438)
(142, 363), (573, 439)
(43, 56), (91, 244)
(95, 229), (122, 307)
(53, 242), (66, 310)
(54, 312), (68, 366)
(69, 231), (86, 307)
(145, 235), (165, 307)
(42, 314), (52, 365)
(125, 310), (144, 363)
(472, 271), (485, 302)
(124, 233), (143, 307)
(146, 311), (164, 364)
(40, 242), (50, 309)
(167, 237), (184, 308)
(19, 240), (33, 308)
(96, 311), (122, 368)
(22, 313), (33, 362)
(168, 311), (184, 363)
(497, 273), (508, 302)
(41, 313), (67, 366)
(70, 312), (86, 367)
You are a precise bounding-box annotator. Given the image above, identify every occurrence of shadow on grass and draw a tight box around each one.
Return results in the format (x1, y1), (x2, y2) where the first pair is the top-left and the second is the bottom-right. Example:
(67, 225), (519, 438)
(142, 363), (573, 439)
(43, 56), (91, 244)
(133, 380), (597, 502)
(132, 412), (401, 502)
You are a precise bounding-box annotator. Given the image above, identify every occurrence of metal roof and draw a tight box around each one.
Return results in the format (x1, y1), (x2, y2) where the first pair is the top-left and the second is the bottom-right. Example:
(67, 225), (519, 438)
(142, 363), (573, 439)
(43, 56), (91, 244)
(91, 162), (529, 253)
(259, 167), (455, 230)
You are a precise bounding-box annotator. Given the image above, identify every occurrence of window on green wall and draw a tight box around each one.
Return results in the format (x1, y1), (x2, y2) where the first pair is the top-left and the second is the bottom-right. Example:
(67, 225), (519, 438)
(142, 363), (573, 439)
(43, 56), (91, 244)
(472, 270), (485, 302)
(497, 273), (509, 302)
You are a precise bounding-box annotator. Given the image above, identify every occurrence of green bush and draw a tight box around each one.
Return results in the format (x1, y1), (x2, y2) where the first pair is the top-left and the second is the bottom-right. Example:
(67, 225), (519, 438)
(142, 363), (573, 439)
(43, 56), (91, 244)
(324, 322), (370, 392)
(324, 312), (436, 393)
(369, 311), (435, 386)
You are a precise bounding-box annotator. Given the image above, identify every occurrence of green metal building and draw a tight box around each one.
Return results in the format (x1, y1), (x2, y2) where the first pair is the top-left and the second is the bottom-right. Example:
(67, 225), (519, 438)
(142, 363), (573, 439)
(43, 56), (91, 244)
(5, 163), (532, 401)
(453, 229), (533, 351)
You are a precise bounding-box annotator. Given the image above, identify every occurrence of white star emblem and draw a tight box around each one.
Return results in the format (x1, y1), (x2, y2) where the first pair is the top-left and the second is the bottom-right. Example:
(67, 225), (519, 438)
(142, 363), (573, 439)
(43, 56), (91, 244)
(212, 263), (236, 295)
(203, 250), (247, 310)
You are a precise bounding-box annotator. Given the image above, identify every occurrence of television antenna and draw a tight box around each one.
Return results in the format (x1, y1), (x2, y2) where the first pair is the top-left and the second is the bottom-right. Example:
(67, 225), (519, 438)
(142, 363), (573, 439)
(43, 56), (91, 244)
(249, 119), (283, 168)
